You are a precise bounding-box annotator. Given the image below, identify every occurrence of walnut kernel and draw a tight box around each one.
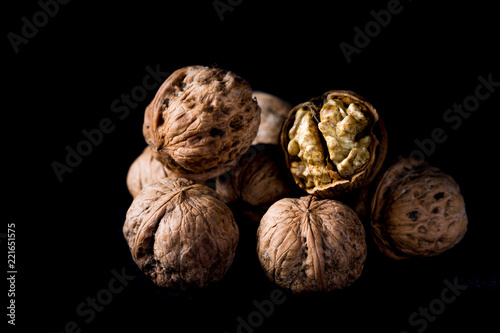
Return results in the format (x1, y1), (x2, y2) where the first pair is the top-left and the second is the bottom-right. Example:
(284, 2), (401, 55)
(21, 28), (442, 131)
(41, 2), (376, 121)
(281, 90), (387, 197)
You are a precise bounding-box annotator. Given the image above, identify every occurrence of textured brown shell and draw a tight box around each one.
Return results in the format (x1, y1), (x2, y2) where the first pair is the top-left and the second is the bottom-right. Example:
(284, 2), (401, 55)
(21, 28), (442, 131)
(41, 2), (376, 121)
(126, 146), (208, 198)
(252, 91), (292, 145)
(122, 178), (239, 289)
(143, 66), (261, 181)
(280, 90), (388, 197)
(257, 196), (367, 293)
(126, 146), (177, 198)
(215, 144), (293, 207)
(370, 158), (468, 260)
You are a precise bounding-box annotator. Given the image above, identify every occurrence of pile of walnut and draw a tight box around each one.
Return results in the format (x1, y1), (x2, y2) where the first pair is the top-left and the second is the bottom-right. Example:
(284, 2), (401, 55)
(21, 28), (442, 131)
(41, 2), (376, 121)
(123, 65), (468, 293)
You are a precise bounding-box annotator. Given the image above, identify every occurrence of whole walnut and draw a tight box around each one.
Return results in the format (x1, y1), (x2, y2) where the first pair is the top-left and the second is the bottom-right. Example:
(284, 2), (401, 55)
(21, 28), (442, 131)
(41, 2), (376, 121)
(280, 90), (387, 197)
(257, 196), (367, 293)
(122, 178), (239, 289)
(252, 91), (292, 145)
(126, 146), (176, 198)
(370, 158), (468, 260)
(215, 144), (294, 207)
(126, 146), (209, 198)
(143, 65), (261, 182)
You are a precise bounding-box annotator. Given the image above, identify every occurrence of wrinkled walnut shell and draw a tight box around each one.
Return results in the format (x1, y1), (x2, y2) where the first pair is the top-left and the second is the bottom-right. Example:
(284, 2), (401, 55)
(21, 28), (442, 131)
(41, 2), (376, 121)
(126, 146), (176, 198)
(252, 91), (292, 145)
(126, 146), (208, 198)
(215, 144), (293, 207)
(257, 196), (367, 293)
(370, 158), (468, 260)
(280, 90), (387, 197)
(143, 65), (261, 181)
(123, 178), (239, 289)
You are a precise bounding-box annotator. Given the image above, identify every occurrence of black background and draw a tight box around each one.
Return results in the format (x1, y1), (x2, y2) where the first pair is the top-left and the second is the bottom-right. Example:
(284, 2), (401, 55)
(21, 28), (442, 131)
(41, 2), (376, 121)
(4, 0), (500, 332)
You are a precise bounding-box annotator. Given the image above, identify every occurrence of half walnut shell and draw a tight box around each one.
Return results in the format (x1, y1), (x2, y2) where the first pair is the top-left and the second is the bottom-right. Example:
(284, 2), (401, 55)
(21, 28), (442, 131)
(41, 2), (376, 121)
(280, 90), (387, 197)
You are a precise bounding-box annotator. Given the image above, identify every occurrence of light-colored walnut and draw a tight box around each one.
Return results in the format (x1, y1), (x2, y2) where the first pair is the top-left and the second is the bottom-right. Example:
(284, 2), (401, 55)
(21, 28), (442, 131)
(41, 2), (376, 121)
(126, 146), (175, 198)
(252, 91), (291, 145)
(123, 178), (239, 289)
(281, 90), (387, 197)
(126, 146), (208, 198)
(143, 66), (261, 181)
(370, 158), (468, 260)
(257, 195), (367, 293)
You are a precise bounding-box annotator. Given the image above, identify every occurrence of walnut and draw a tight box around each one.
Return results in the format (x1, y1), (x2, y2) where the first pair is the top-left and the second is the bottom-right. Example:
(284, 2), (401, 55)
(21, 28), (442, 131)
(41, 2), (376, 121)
(126, 146), (175, 198)
(122, 178), (239, 289)
(215, 144), (294, 207)
(370, 158), (468, 260)
(252, 91), (292, 145)
(257, 195), (367, 293)
(126, 146), (209, 198)
(281, 90), (387, 197)
(143, 65), (261, 182)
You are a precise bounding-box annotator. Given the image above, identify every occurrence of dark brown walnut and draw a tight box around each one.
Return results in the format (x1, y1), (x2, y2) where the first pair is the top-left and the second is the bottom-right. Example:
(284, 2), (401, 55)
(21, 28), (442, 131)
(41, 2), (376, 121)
(122, 178), (239, 289)
(370, 158), (468, 260)
(143, 65), (261, 182)
(252, 91), (292, 145)
(215, 144), (294, 207)
(352, 185), (373, 224)
(281, 90), (387, 197)
(257, 195), (367, 293)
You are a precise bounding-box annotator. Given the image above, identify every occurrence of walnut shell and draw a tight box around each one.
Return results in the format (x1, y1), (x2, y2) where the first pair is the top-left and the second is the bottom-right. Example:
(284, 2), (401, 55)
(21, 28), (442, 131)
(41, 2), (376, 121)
(370, 158), (468, 260)
(252, 91), (292, 145)
(122, 178), (239, 289)
(126, 146), (209, 198)
(280, 90), (387, 197)
(143, 65), (261, 181)
(257, 196), (367, 293)
(215, 144), (293, 207)
(126, 146), (175, 198)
